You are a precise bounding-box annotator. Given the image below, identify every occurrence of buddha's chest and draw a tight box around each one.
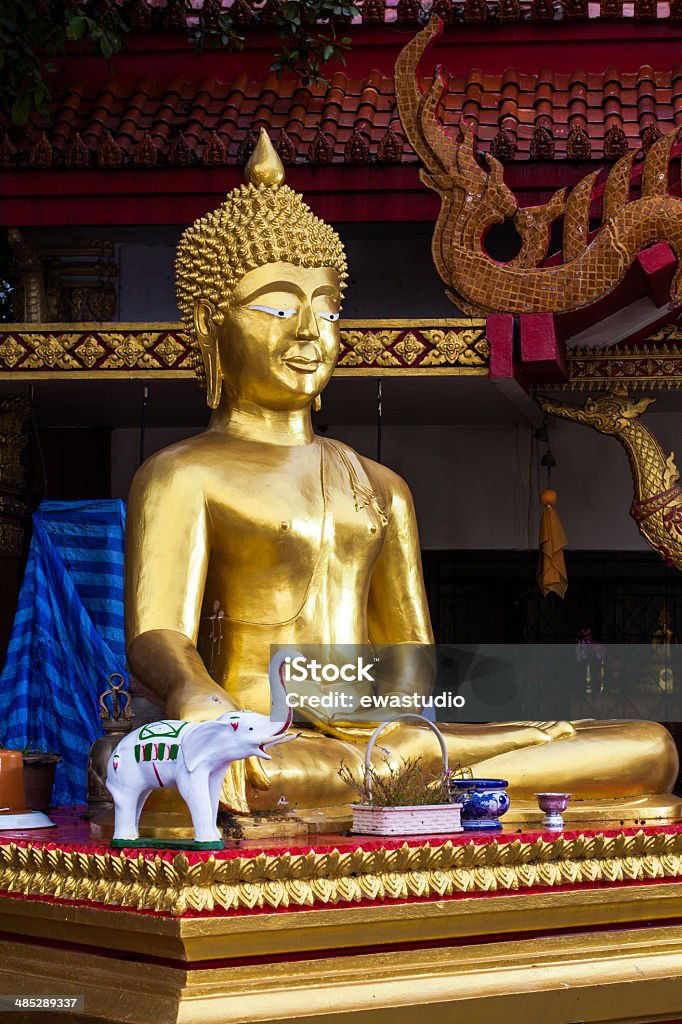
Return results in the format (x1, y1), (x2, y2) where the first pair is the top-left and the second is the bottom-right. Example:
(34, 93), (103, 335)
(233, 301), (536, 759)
(204, 443), (387, 602)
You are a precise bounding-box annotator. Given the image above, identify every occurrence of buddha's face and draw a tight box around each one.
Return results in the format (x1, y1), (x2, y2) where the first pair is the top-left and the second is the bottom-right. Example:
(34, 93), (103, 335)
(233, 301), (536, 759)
(206, 262), (341, 410)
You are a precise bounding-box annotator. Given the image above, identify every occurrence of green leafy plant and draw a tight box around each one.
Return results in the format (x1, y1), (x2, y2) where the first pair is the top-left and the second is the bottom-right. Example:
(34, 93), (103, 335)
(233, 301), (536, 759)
(339, 756), (452, 808)
(1, 0), (360, 127)
(266, 0), (357, 85)
(0, 0), (129, 125)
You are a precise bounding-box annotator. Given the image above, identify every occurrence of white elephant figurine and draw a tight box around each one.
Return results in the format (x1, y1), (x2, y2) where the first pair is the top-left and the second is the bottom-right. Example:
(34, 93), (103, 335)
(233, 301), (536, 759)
(106, 651), (297, 846)
(106, 707), (293, 845)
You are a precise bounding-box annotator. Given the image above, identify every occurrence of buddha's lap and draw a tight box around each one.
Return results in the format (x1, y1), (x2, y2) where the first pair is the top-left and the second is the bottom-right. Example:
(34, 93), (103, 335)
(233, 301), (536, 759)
(254, 719), (677, 798)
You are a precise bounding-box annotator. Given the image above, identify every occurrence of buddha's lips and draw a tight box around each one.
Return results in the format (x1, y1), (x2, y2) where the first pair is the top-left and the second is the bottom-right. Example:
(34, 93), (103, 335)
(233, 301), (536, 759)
(283, 356), (320, 372)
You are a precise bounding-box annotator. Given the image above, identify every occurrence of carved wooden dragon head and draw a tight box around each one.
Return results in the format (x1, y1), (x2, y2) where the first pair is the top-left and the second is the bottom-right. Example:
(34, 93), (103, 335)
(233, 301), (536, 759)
(537, 389), (656, 436)
(395, 19), (682, 316)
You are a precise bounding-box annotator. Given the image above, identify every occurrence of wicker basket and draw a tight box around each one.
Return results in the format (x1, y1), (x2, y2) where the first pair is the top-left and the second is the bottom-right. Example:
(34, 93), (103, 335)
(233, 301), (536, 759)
(351, 714), (463, 836)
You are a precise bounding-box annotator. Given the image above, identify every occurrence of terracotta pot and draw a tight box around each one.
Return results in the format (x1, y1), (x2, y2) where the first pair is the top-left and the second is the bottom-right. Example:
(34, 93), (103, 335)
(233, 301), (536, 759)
(0, 749), (29, 814)
(23, 753), (61, 812)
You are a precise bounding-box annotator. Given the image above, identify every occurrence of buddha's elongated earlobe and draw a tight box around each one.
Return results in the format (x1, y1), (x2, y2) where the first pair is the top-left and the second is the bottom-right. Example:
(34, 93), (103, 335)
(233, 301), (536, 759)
(201, 340), (223, 410)
(194, 300), (224, 410)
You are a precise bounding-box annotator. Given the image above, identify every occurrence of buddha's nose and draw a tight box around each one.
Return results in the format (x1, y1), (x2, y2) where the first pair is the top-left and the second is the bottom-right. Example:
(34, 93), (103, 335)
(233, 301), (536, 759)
(295, 302), (320, 341)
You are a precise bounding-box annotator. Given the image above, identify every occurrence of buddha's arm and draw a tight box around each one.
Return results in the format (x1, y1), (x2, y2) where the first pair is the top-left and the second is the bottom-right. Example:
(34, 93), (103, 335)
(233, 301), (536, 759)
(125, 451), (237, 719)
(367, 467), (435, 697)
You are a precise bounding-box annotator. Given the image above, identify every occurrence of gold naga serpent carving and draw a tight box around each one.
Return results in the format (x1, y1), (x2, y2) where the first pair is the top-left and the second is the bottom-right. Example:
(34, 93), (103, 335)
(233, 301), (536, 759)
(395, 18), (682, 316)
(538, 389), (682, 569)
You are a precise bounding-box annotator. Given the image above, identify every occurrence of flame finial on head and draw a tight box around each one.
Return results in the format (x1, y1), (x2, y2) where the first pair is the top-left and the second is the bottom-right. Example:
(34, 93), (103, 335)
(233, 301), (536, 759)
(244, 128), (285, 189)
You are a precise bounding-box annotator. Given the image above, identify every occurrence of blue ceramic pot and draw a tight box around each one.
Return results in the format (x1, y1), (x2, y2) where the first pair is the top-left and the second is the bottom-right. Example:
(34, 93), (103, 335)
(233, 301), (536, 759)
(448, 778), (510, 831)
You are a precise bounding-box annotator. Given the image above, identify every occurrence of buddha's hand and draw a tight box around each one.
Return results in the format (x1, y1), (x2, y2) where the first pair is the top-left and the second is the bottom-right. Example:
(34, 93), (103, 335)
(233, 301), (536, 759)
(167, 680), (239, 722)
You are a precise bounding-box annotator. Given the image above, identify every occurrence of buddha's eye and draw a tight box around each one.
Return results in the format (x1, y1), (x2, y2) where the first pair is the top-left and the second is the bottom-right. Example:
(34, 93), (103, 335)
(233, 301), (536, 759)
(248, 304), (296, 319)
(318, 312), (340, 322)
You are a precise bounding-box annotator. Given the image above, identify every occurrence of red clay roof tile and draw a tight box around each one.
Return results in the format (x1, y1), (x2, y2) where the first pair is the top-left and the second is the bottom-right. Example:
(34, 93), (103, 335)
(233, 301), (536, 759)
(98, 130), (124, 168)
(1, 133), (19, 168)
(65, 0), (678, 35)
(202, 131), (228, 164)
(65, 132), (90, 168)
(28, 133), (52, 169)
(7, 63), (682, 169)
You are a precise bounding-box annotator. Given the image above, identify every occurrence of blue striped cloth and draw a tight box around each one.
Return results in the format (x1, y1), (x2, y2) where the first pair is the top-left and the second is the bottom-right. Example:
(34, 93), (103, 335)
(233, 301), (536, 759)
(0, 501), (128, 805)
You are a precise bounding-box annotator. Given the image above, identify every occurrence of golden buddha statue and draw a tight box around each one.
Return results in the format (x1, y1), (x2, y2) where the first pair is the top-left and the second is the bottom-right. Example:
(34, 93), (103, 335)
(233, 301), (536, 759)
(125, 130), (680, 825)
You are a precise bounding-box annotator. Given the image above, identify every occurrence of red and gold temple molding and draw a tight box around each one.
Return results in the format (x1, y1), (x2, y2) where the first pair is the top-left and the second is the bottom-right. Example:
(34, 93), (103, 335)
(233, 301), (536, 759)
(1, 823), (682, 917)
(563, 337), (682, 390)
(0, 321), (489, 378)
(6, 321), (682, 390)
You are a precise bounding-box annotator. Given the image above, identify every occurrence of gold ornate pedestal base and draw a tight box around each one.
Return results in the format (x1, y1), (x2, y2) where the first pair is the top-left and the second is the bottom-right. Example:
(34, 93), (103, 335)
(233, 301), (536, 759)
(3, 888), (682, 1023)
(3, 819), (682, 1023)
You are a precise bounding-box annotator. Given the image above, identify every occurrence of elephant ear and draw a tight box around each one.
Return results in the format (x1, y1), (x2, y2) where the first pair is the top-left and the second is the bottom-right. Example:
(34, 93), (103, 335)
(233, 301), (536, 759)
(181, 720), (232, 774)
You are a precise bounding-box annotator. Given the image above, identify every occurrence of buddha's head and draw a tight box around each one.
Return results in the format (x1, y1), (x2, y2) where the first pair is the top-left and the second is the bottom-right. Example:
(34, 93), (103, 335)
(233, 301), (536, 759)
(176, 130), (348, 410)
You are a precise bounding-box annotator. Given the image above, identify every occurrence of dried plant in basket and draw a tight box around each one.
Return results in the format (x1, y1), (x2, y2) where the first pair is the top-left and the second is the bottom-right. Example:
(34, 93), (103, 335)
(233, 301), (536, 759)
(338, 756), (451, 807)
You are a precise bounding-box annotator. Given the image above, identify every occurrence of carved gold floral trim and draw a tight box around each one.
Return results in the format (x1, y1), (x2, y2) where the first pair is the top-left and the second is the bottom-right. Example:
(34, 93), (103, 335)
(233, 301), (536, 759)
(6, 324), (682, 387)
(336, 323), (489, 369)
(1, 830), (681, 917)
(565, 343), (682, 390)
(420, 329), (490, 367)
(0, 321), (489, 377)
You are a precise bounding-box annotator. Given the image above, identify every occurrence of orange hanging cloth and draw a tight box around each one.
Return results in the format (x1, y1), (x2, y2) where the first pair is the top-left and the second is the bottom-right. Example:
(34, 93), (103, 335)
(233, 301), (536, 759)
(537, 488), (568, 598)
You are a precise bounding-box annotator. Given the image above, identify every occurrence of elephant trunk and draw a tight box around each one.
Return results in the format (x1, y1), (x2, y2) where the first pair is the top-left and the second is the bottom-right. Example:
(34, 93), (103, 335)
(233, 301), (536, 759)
(268, 649), (297, 734)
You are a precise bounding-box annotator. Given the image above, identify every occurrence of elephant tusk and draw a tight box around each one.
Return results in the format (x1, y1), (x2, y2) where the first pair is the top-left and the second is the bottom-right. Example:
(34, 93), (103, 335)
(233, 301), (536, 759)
(261, 732), (301, 750)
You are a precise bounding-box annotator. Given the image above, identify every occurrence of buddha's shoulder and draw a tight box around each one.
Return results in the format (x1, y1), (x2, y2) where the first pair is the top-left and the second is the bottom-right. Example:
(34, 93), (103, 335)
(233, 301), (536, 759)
(131, 433), (218, 491)
(322, 437), (413, 502)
